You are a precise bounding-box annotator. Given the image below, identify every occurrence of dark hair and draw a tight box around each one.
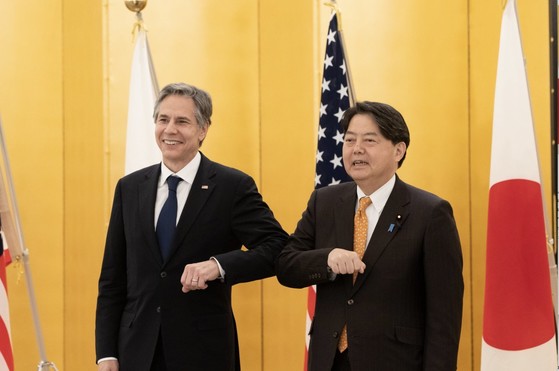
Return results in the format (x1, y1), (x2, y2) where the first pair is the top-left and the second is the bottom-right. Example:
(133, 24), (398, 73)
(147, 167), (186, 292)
(341, 101), (410, 167)
(153, 82), (213, 129)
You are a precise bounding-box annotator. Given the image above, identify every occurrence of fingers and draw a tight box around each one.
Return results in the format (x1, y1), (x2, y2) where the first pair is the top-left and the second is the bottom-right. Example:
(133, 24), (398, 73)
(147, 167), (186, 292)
(180, 260), (220, 293)
(327, 248), (366, 275)
(98, 360), (119, 371)
(180, 265), (208, 293)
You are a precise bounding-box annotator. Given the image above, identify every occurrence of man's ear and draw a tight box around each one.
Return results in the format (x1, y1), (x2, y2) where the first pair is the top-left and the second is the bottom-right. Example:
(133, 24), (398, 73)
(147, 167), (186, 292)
(394, 142), (407, 161)
(198, 124), (209, 144)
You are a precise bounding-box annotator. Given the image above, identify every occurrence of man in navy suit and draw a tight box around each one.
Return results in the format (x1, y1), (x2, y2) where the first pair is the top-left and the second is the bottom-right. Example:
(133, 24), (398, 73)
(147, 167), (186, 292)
(95, 82), (288, 371)
(277, 101), (463, 371)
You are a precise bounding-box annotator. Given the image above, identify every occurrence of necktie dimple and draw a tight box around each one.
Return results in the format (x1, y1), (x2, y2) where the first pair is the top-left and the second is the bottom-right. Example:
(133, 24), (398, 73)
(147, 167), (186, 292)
(338, 196), (372, 353)
(156, 176), (182, 261)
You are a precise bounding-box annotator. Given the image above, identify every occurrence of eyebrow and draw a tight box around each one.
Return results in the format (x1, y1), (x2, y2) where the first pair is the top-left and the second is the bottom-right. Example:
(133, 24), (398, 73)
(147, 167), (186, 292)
(345, 130), (379, 136)
(158, 114), (192, 122)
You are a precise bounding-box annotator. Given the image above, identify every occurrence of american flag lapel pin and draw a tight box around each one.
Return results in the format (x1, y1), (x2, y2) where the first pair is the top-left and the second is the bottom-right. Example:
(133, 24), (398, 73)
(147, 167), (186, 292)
(201, 185), (209, 190)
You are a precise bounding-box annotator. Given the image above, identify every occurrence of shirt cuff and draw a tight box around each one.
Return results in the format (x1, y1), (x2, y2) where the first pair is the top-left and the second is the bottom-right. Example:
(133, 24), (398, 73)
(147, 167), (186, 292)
(97, 357), (118, 365)
(210, 257), (226, 282)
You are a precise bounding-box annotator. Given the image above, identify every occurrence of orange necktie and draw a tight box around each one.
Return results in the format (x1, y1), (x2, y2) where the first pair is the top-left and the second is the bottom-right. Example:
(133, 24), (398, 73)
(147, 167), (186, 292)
(338, 196), (372, 353)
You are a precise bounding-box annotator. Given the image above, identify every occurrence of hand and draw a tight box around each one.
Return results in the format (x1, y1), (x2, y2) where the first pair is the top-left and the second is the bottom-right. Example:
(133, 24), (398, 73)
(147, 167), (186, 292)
(98, 359), (118, 371)
(180, 260), (220, 293)
(327, 248), (366, 275)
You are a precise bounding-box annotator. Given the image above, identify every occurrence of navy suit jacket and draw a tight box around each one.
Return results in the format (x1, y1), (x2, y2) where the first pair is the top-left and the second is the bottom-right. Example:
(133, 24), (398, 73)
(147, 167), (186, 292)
(277, 176), (463, 371)
(96, 153), (287, 370)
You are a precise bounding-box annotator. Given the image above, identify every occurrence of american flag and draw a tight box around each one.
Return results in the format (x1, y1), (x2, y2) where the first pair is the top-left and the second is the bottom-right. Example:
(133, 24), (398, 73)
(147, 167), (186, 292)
(305, 10), (353, 369)
(314, 12), (353, 189)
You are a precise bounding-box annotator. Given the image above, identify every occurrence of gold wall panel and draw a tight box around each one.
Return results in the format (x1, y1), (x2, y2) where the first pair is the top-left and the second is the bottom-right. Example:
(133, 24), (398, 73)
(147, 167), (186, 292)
(0, 0), (552, 370)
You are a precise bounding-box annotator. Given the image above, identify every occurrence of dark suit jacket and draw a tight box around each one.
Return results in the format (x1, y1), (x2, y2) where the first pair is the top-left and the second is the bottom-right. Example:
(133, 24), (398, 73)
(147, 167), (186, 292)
(95, 153), (288, 371)
(277, 176), (463, 371)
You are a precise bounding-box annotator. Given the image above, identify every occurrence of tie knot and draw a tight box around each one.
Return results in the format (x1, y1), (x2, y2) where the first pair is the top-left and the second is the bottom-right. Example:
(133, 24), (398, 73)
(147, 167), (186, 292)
(166, 176), (182, 192)
(358, 196), (372, 211)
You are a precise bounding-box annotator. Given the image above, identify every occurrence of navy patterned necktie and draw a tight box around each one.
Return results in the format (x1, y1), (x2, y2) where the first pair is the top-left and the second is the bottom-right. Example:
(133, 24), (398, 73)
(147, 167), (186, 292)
(156, 176), (182, 261)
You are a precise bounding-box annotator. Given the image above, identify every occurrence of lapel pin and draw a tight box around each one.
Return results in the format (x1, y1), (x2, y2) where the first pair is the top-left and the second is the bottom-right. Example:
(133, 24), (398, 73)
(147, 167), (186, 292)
(201, 185), (209, 190)
(388, 224), (395, 232)
(394, 214), (403, 231)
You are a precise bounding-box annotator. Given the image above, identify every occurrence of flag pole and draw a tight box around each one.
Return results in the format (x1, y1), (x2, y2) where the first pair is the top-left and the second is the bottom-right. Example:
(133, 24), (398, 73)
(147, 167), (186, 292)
(549, 0), (559, 367)
(0, 119), (58, 371)
(550, 0), (557, 258)
(550, 0), (557, 234)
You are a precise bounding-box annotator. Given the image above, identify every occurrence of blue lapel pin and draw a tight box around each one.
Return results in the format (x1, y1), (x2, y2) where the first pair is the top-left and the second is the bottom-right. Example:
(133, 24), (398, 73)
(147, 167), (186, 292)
(389, 215), (402, 233)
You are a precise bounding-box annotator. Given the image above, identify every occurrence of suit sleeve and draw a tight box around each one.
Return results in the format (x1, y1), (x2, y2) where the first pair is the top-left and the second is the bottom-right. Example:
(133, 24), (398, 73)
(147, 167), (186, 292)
(95, 181), (127, 361)
(423, 199), (464, 370)
(213, 174), (288, 285)
(276, 190), (335, 288)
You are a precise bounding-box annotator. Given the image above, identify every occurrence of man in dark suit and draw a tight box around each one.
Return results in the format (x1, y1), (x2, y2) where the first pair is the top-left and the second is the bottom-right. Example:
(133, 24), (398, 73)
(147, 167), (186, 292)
(95, 82), (288, 371)
(276, 101), (463, 371)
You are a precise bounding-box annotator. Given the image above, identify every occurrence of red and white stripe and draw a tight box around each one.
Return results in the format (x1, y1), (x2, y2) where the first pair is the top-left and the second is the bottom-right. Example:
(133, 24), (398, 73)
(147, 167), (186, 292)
(304, 285), (316, 370)
(0, 232), (13, 371)
(481, 1), (557, 370)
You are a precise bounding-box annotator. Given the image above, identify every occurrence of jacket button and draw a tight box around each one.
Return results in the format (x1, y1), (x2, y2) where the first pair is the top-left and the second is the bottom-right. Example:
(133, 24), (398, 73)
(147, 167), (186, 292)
(347, 299), (354, 305)
(333, 331), (339, 338)
(156, 306), (161, 313)
(160, 272), (167, 278)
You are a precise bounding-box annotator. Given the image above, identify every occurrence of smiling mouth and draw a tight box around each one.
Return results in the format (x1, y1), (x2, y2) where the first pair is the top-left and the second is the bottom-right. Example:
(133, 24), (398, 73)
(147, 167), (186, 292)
(163, 139), (181, 145)
(353, 160), (368, 165)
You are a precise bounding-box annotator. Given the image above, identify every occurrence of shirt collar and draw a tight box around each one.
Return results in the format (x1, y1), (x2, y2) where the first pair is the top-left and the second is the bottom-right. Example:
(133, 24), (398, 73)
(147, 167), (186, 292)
(159, 152), (202, 186)
(356, 174), (396, 212)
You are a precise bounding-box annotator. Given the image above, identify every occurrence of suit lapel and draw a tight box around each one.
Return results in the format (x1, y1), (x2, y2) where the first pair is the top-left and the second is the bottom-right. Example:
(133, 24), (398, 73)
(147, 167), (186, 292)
(352, 177), (411, 293)
(334, 184), (358, 294)
(167, 155), (215, 263)
(139, 165), (164, 265)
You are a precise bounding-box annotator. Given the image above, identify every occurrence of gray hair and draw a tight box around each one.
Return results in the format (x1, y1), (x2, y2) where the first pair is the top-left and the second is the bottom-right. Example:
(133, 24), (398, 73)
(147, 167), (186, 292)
(153, 82), (213, 129)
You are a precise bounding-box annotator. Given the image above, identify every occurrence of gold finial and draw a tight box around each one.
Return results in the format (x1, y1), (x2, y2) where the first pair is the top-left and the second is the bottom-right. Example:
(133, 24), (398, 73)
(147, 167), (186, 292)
(126, 0), (148, 39)
(125, 0), (147, 13)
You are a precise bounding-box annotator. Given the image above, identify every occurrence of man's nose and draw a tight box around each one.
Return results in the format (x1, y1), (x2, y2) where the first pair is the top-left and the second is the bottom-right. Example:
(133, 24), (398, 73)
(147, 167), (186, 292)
(165, 120), (178, 131)
(353, 140), (364, 152)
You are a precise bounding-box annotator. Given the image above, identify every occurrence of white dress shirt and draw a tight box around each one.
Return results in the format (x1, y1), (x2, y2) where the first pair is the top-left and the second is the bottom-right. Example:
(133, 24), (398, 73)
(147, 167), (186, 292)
(356, 174), (396, 251)
(154, 151), (201, 228)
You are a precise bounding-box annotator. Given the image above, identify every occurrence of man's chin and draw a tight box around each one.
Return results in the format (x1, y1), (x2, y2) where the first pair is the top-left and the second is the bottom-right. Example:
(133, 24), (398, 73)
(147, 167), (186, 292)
(347, 169), (368, 180)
